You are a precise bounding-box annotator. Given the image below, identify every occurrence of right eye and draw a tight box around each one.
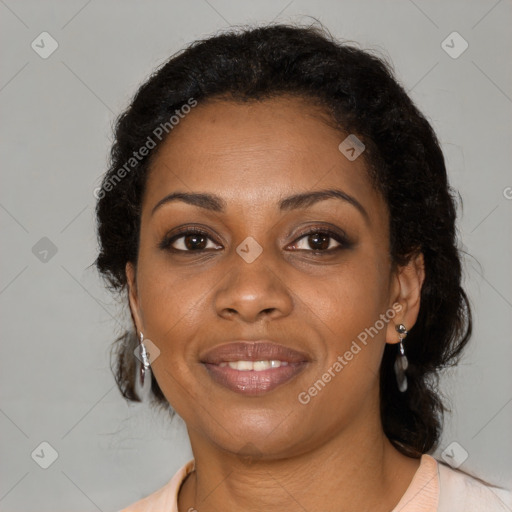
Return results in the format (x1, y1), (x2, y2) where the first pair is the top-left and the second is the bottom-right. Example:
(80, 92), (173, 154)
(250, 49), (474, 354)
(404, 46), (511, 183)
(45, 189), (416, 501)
(159, 227), (223, 252)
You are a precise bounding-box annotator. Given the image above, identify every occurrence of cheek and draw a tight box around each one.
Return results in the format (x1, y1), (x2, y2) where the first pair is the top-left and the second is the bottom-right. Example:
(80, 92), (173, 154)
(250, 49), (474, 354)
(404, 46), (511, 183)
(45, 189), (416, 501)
(304, 258), (389, 339)
(135, 259), (212, 416)
(136, 236), (217, 311)
(299, 257), (391, 397)
(300, 266), (388, 411)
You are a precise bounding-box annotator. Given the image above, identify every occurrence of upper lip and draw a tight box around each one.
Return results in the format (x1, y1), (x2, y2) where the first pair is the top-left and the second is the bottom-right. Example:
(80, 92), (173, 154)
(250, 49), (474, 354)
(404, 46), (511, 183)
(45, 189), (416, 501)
(200, 341), (310, 364)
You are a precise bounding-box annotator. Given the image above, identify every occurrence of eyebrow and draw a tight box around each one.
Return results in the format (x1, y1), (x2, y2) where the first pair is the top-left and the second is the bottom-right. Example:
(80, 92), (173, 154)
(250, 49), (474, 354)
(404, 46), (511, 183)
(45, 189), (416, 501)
(151, 188), (369, 223)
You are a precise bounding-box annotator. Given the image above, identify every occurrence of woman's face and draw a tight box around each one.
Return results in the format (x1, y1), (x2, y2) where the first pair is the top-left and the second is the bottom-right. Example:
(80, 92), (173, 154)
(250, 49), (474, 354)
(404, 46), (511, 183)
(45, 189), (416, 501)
(126, 96), (423, 458)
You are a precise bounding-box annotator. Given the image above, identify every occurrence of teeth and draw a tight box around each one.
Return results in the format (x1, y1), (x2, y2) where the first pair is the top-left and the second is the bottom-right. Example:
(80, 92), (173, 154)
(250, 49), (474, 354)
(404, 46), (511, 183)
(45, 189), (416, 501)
(229, 360), (253, 371)
(253, 361), (271, 371)
(222, 360), (289, 371)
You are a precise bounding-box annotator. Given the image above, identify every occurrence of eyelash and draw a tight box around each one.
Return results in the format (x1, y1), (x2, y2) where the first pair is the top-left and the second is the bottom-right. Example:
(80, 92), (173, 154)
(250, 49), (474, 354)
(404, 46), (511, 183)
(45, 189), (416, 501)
(159, 226), (352, 255)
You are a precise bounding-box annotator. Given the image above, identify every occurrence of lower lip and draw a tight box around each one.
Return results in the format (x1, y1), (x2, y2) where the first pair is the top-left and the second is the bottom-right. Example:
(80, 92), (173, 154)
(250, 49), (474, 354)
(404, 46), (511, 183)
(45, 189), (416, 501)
(203, 363), (307, 395)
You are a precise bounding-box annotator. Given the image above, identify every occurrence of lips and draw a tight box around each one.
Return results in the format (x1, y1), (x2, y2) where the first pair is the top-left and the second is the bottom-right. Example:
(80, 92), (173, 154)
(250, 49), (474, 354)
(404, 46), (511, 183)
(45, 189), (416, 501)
(200, 341), (310, 395)
(201, 341), (310, 364)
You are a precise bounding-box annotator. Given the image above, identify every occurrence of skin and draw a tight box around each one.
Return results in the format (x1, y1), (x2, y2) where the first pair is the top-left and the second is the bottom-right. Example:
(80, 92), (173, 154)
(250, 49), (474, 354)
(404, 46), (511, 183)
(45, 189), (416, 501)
(126, 96), (426, 512)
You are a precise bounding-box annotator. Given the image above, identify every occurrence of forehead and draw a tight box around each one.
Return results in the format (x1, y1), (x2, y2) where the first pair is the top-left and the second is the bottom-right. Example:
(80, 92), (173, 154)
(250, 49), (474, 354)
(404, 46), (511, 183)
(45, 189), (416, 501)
(144, 96), (386, 220)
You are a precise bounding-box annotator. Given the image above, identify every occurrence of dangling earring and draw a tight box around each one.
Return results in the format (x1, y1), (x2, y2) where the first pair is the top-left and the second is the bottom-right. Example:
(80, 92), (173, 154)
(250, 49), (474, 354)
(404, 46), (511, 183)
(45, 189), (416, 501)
(139, 331), (151, 387)
(394, 324), (409, 392)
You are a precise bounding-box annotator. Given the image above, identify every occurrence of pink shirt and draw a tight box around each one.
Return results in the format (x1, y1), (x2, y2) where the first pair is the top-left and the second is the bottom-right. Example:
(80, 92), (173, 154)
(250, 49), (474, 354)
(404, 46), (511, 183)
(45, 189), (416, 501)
(118, 454), (511, 511)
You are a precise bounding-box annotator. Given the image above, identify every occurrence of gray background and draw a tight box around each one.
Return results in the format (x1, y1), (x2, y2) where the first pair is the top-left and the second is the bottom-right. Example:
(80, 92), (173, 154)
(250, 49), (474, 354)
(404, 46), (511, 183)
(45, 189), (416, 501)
(1, 1), (511, 510)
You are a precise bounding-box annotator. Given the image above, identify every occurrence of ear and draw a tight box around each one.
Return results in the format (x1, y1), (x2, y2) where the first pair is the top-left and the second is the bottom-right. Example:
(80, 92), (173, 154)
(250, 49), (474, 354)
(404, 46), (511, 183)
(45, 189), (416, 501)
(126, 261), (144, 335)
(385, 252), (425, 345)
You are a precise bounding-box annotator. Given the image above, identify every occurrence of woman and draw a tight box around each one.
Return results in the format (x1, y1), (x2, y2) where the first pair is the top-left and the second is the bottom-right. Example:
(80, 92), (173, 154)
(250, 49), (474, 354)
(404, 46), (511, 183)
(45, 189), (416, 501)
(95, 23), (511, 511)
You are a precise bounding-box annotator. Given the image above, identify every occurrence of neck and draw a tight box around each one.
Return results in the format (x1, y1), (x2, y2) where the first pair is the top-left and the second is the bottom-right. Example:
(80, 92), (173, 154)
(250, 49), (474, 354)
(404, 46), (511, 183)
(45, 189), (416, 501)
(178, 410), (421, 512)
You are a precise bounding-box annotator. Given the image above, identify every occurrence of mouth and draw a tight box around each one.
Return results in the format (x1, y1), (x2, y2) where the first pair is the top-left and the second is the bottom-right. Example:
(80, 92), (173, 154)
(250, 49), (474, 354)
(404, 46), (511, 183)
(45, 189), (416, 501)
(200, 341), (310, 395)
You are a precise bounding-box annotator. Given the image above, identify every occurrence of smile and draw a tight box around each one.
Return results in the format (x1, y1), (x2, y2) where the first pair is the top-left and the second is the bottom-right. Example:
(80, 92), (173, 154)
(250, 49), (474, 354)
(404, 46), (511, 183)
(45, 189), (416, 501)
(203, 361), (307, 395)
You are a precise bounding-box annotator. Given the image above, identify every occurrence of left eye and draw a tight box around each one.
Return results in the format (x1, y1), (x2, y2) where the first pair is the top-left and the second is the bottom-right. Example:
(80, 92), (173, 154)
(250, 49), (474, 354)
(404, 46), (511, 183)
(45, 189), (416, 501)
(290, 231), (345, 252)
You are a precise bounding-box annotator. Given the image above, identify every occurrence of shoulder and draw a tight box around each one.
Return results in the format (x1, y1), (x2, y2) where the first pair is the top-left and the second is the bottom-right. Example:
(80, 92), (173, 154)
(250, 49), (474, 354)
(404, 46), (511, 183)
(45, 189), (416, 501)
(116, 459), (195, 512)
(437, 459), (512, 512)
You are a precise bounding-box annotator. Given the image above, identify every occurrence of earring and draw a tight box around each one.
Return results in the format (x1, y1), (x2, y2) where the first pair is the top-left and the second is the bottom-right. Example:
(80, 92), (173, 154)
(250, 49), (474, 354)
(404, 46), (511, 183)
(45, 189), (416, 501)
(139, 331), (151, 388)
(394, 324), (409, 392)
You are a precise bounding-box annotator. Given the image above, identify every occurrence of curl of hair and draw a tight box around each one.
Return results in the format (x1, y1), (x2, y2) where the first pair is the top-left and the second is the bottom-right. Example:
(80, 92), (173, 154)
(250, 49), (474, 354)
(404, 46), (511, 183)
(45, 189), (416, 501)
(95, 22), (472, 456)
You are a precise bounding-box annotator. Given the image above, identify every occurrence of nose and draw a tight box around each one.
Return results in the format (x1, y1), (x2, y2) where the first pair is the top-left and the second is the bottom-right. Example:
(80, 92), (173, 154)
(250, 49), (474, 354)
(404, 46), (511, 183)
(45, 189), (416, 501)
(213, 249), (294, 324)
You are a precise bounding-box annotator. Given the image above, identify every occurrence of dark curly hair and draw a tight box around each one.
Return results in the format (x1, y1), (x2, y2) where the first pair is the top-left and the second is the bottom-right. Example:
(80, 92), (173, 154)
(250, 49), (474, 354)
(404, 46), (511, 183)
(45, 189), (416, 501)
(94, 22), (472, 458)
